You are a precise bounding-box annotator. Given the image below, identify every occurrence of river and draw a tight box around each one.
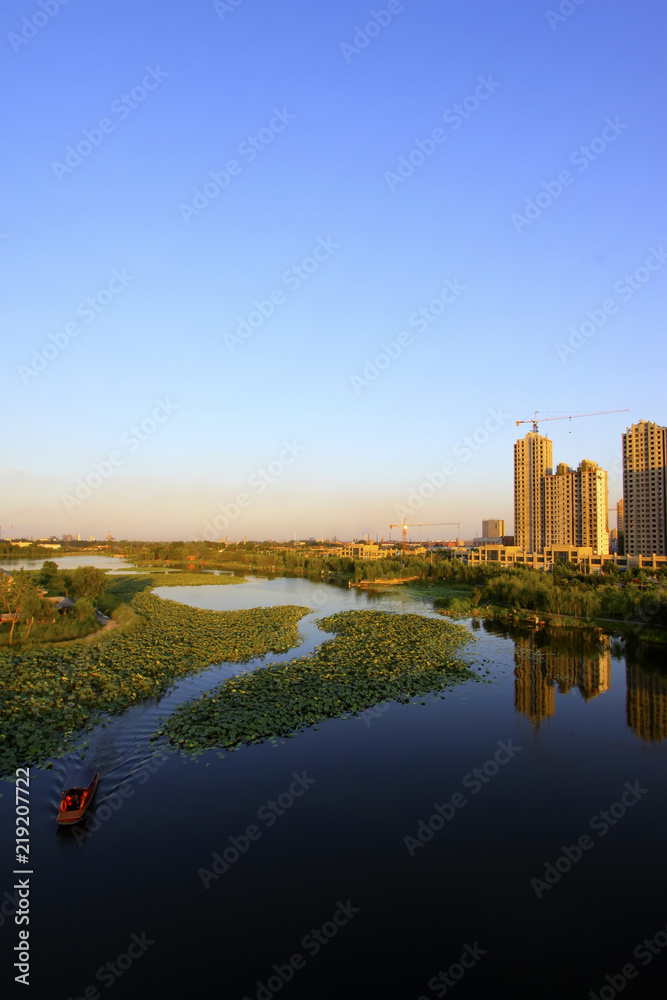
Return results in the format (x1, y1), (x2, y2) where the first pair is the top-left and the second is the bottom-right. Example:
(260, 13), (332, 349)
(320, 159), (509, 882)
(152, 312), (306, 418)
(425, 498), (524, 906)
(0, 555), (136, 572)
(1, 576), (665, 999)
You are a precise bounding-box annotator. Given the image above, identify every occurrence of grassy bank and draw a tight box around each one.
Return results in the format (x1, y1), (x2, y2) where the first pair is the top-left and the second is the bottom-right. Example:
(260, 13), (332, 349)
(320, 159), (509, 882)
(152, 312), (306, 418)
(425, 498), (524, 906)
(132, 571), (244, 587)
(0, 575), (307, 777)
(160, 609), (477, 755)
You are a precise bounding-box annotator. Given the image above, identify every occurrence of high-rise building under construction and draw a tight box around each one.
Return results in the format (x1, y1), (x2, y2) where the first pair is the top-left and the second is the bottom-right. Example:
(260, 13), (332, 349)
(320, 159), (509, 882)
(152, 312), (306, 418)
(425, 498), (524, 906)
(514, 432), (553, 552)
(622, 420), (667, 556)
(542, 460), (609, 554)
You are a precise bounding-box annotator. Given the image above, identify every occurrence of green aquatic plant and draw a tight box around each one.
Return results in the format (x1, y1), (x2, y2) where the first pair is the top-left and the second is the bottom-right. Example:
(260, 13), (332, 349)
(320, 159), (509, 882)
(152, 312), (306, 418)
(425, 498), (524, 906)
(162, 609), (476, 755)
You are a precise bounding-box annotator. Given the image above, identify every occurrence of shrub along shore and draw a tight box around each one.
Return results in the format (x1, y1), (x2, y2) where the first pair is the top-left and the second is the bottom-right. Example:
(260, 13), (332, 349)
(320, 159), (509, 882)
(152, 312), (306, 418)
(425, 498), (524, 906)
(421, 567), (667, 642)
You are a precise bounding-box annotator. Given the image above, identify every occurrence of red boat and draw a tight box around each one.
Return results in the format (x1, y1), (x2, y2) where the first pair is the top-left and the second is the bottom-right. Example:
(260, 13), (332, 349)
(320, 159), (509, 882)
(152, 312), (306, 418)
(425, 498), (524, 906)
(57, 768), (99, 825)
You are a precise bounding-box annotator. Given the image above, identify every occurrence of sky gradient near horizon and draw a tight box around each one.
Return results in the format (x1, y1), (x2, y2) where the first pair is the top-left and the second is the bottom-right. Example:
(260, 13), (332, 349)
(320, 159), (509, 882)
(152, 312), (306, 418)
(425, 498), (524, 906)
(2, 0), (666, 542)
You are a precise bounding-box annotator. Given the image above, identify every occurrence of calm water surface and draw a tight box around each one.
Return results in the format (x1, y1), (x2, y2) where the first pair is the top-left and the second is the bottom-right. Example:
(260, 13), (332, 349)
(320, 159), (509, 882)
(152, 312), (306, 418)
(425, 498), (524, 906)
(1, 577), (666, 999)
(0, 555), (134, 572)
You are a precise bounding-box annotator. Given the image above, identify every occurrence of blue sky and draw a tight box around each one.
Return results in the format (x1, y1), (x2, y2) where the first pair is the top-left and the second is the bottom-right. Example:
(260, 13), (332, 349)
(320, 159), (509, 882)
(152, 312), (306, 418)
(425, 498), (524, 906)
(2, 0), (665, 542)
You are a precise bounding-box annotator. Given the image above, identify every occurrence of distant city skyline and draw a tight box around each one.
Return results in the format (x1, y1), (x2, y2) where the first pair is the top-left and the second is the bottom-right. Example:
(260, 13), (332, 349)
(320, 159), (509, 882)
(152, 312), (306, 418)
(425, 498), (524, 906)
(4, 1), (665, 541)
(3, 414), (658, 542)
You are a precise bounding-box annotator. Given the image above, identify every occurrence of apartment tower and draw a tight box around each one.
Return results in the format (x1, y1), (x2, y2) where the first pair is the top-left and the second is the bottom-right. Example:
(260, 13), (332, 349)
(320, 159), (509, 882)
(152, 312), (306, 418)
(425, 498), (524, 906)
(543, 460), (609, 554)
(617, 498), (624, 554)
(622, 421), (667, 556)
(514, 432), (553, 552)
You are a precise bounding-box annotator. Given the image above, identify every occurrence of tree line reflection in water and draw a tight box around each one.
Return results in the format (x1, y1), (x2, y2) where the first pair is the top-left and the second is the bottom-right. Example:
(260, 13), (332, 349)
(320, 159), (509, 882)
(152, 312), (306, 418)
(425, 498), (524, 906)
(478, 620), (667, 743)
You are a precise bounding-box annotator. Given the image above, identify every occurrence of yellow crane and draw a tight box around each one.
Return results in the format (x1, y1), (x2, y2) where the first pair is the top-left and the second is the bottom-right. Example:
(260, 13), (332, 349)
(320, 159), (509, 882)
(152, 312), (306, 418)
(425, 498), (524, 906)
(389, 519), (461, 554)
(515, 408), (628, 434)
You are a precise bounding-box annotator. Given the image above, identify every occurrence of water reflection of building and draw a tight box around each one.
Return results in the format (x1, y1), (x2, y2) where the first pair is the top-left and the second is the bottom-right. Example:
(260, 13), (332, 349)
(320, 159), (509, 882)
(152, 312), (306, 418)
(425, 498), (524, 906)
(626, 665), (667, 742)
(514, 639), (555, 726)
(514, 634), (611, 728)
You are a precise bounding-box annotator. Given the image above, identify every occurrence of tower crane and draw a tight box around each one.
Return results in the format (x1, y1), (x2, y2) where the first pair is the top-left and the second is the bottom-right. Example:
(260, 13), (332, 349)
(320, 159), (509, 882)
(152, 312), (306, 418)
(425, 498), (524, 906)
(389, 519), (461, 554)
(515, 409), (628, 434)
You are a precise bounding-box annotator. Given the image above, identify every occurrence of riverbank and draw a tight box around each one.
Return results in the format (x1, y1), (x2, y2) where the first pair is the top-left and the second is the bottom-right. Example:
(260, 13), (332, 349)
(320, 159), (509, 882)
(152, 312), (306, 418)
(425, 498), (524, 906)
(435, 602), (667, 645)
(457, 604), (667, 645)
(399, 579), (667, 646)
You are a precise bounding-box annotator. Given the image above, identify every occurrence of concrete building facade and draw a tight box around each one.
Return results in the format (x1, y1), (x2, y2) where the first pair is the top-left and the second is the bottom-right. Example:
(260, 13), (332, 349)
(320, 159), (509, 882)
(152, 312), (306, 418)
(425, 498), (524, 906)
(543, 459), (609, 554)
(622, 420), (667, 556)
(482, 518), (505, 538)
(514, 432), (553, 553)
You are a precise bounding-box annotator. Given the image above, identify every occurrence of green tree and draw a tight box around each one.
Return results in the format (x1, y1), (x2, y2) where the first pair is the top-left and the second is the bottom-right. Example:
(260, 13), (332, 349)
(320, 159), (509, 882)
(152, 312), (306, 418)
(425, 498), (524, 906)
(0, 570), (53, 644)
(39, 560), (59, 587)
(72, 597), (97, 624)
(65, 566), (108, 602)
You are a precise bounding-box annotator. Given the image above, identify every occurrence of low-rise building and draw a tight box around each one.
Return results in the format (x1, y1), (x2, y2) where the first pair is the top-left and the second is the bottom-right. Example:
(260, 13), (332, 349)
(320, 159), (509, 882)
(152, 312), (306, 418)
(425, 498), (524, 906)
(337, 543), (398, 560)
(482, 518), (505, 538)
(464, 544), (667, 575)
(45, 596), (75, 613)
